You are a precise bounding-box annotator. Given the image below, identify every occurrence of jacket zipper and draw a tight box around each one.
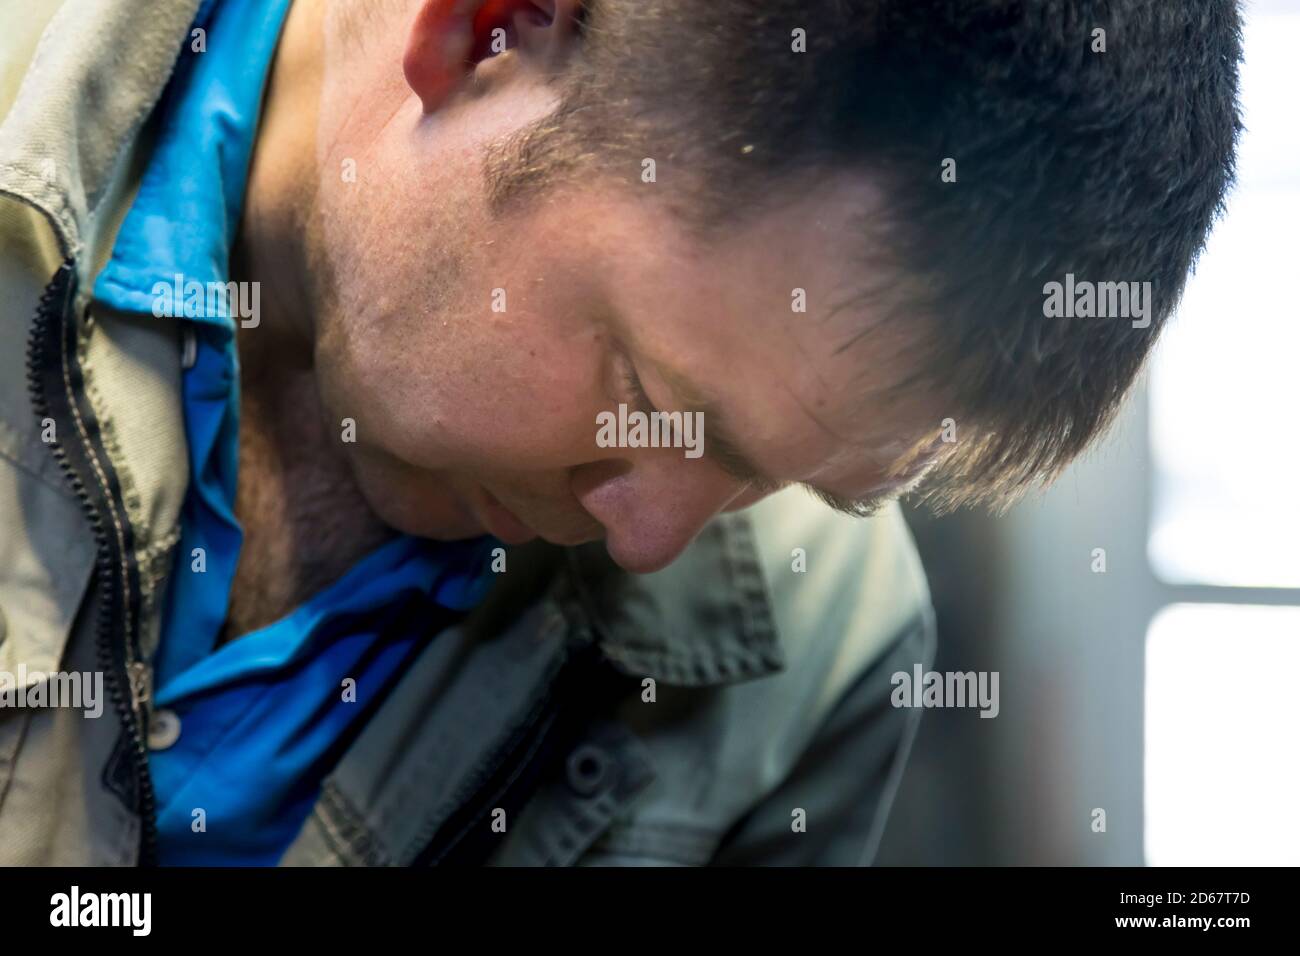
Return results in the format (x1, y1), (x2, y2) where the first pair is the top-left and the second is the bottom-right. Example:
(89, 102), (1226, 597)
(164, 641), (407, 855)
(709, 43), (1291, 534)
(25, 260), (159, 866)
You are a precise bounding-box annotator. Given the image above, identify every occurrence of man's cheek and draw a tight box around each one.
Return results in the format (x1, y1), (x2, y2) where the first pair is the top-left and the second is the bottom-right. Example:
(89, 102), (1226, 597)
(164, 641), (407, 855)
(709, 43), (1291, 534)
(314, 346), (448, 463)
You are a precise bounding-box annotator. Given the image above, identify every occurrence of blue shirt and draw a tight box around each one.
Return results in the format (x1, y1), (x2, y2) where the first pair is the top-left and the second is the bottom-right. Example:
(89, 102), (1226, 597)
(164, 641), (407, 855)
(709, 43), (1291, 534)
(93, 0), (497, 865)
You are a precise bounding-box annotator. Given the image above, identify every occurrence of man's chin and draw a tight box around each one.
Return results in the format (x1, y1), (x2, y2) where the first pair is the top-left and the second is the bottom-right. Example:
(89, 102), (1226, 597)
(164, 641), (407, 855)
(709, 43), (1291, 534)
(355, 473), (604, 551)
(473, 487), (541, 545)
(361, 490), (487, 543)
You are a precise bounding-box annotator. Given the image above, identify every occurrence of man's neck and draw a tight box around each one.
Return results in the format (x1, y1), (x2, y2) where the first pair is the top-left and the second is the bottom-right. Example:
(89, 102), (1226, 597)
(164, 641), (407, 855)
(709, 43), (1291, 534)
(231, 0), (324, 365)
(220, 323), (395, 643)
(220, 0), (395, 642)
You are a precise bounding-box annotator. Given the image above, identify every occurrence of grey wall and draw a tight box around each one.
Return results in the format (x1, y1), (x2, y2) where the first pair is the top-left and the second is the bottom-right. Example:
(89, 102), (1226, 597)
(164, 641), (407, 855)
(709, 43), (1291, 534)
(877, 378), (1153, 865)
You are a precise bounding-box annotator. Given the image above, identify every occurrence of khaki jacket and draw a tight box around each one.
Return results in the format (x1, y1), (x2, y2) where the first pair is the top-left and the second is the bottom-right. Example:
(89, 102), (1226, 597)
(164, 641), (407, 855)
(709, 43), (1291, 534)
(0, 0), (934, 866)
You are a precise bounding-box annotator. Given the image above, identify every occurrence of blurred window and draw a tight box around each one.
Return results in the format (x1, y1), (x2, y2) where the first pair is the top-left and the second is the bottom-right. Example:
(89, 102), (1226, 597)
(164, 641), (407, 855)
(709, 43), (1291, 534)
(1145, 5), (1300, 864)
(1146, 605), (1300, 865)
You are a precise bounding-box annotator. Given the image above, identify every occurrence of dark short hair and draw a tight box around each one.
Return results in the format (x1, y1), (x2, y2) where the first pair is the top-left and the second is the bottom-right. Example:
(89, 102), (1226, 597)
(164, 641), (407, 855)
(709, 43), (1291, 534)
(485, 0), (1243, 511)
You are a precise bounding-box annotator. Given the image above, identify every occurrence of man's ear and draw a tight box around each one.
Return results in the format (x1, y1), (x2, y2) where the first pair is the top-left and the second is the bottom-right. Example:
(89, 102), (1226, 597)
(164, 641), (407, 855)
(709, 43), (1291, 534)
(403, 0), (584, 114)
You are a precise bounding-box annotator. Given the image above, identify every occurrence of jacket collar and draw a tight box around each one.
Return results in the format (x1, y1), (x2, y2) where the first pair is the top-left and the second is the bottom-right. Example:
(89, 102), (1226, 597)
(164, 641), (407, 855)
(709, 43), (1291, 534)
(281, 507), (784, 866)
(561, 509), (785, 687)
(0, 0), (202, 269)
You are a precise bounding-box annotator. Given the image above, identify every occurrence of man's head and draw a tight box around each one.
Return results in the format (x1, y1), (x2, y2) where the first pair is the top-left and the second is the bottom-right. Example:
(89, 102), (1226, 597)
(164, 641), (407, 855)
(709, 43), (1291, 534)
(253, 0), (1240, 573)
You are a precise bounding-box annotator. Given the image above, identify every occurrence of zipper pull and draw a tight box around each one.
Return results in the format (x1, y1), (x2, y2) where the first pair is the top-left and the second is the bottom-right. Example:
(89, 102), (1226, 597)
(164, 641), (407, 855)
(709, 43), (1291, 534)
(127, 660), (153, 717)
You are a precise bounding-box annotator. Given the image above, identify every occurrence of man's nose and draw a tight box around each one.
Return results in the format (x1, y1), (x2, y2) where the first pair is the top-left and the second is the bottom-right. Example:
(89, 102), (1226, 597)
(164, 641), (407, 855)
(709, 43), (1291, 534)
(570, 451), (748, 574)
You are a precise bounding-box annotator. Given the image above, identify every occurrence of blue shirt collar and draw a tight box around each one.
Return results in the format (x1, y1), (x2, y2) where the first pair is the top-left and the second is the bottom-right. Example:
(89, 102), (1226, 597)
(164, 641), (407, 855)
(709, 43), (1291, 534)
(93, 0), (292, 328)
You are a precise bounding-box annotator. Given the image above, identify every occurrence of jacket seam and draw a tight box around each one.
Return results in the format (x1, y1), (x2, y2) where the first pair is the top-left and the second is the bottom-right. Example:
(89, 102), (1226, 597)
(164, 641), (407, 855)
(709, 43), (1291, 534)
(76, 323), (167, 612)
(719, 510), (779, 657)
(597, 644), (782, 686)
(57, 291), (134, 654)
(563, 513), (784, 684)
(592, 821), (718, 866)
(0, 419), (79, 497)
(0, 174), (78, 260)
(0, 712), (36, 820)
(0, 168), (80, 261)
(314, 782), (392, 867)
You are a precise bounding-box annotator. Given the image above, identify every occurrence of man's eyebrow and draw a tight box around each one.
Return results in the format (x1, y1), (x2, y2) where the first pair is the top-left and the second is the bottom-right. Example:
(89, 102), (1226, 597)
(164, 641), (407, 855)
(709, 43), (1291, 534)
(650, 359), (881, 518)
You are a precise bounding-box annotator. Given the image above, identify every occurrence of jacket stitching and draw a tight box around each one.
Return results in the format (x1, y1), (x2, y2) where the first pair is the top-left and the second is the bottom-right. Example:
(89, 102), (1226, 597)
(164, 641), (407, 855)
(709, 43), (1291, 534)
(562, 515), (783, 683)
(0, 712), (36, 819)
(77, 325), (161, 609)
(315, 782), (391, 867)
(0, 172), (81, 260)
(592, 821), (718, 865)
(0, 418), (77, 495)
(59, 297), (134, 665)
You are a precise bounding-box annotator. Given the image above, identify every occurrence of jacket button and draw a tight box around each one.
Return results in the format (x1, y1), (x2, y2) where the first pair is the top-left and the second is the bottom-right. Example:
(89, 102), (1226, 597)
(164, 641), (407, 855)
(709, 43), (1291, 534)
(146, 709), (182, 751)
(565, 744), (610, 796)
